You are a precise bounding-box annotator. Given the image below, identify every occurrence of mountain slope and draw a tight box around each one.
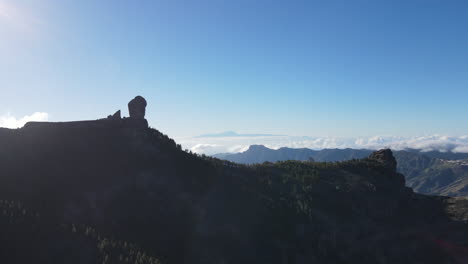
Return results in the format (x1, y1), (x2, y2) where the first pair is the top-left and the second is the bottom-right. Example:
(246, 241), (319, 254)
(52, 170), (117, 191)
(0, 200), (161, 264)
(214, 146), (468, 197)
(396, 151), (468, 196)
(1, 121), (468, 263)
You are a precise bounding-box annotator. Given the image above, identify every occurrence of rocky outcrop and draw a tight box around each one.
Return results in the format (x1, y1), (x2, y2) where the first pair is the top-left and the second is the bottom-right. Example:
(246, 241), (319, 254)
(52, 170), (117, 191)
(368, 149), (407, 188)
(128, 96), (147, 119)
(23, 97), (149, 130)
(108, 110), (121, 120)
(369, 149), (397, 173)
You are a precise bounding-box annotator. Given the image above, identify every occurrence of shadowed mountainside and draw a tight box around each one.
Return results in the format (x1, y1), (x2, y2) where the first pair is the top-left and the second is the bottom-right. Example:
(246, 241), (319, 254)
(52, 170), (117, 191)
(214, 146), (468, 197)
(1, 115), (468, 263)
(396, 151), (468, 196)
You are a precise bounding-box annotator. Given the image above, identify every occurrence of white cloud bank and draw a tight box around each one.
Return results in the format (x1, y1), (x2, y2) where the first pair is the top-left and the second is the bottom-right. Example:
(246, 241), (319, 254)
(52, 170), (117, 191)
(0, 112), (49, 128)
(175, 134), (468, 155)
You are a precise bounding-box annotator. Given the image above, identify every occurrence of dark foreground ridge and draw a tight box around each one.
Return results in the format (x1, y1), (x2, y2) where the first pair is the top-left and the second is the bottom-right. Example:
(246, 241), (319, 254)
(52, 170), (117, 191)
(23, 96), (149, 130)
(1, 97), (468, 264)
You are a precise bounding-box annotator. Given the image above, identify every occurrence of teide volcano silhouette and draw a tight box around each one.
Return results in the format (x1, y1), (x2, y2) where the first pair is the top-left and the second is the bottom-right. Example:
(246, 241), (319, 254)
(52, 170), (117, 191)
(1, 97), (468, 264)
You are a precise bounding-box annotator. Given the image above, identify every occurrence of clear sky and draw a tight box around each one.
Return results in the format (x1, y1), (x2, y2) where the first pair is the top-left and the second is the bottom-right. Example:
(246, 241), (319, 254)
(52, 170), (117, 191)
(1, 0), (468, 138)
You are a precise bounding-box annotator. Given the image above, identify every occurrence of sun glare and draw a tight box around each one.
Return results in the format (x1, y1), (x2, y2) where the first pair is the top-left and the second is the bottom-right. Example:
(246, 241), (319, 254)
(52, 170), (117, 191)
(0, 1), (42, 33)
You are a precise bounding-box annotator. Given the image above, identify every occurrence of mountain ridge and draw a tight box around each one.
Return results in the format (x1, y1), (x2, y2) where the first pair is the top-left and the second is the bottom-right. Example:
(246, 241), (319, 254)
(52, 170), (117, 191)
(1, 100), (468, 263)
(213, 145), (468, 197)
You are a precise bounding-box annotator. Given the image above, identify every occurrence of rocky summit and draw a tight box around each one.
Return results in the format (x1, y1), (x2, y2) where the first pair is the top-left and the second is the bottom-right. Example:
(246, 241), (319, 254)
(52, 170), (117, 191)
(369, 148), (398, 172)
(128, 95), (148, 119)
(23, 97), (149, 130)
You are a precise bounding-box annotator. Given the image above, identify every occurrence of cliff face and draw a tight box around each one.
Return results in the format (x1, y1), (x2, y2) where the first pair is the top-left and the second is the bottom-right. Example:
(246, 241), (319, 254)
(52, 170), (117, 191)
(1, 122), (468, 264)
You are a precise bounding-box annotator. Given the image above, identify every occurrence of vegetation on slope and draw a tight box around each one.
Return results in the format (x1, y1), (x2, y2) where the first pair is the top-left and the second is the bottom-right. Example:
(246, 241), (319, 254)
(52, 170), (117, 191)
(1, 125), (468, 263)
(0, 200), (161, 264)
(216, 146), (468, 197)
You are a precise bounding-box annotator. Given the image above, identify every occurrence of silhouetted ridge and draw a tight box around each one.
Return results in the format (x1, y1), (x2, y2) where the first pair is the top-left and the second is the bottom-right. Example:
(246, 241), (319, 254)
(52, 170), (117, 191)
(1, 98), (468, 263)
(23, 96), (149, 130)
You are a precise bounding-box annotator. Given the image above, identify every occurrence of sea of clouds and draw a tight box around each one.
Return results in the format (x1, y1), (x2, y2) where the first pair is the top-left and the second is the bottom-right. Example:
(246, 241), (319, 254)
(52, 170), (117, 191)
(0, 112), (49, 128)
(2, 114), (467, 155)
(176, 134), (468, 155)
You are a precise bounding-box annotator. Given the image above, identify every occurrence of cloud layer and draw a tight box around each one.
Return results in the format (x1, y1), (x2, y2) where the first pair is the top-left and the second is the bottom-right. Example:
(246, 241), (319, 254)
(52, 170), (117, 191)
(0, 112), (49, 128)
(176, 134), (468, 155)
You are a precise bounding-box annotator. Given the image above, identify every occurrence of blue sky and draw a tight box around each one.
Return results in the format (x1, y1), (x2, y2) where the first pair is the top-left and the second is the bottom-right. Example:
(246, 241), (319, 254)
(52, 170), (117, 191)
(1, 0), (468, 139)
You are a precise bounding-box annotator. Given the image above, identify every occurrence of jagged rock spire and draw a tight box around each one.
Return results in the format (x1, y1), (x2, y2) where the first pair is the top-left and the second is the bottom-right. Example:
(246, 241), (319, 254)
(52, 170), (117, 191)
(107, 110), (121, 120)
(369, 149), (397, 173)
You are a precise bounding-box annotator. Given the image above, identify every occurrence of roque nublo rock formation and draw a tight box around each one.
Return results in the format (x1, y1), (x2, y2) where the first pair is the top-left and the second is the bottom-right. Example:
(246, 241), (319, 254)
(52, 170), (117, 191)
(128, 96), (147, 119)
(23, 96), (149, 130)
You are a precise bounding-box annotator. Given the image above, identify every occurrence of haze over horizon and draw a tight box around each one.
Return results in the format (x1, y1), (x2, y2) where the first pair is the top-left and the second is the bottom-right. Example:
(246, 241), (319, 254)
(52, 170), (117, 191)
(175, 131), (468, 155)
(1, 0), (468, 142)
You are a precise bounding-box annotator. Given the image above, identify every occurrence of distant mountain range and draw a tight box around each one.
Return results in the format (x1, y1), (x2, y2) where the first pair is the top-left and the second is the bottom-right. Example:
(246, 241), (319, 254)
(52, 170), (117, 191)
(213, 145), (468, 196)
(214, 145), (374, 163)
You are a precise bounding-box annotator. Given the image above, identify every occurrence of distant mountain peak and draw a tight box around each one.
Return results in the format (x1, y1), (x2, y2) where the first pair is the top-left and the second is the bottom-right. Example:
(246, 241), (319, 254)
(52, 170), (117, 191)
(247, 144), (270, 151)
